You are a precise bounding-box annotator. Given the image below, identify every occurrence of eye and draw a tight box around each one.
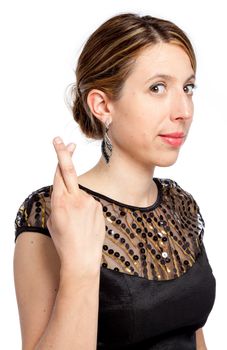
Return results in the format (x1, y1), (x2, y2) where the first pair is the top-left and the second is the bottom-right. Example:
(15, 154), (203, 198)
(184, 83), (197, 95)
(149, 83), (166, 94)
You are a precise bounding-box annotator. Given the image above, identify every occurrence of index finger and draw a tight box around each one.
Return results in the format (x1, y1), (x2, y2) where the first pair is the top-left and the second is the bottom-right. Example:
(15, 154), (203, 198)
(53, 137), (79, 195)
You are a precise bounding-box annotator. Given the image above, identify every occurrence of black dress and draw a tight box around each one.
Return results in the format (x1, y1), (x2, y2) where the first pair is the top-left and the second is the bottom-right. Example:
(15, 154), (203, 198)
(14, 177), (216, 349)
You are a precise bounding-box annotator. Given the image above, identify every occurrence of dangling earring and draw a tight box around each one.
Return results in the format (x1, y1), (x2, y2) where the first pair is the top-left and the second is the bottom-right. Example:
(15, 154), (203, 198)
(101, 120), (113, 164)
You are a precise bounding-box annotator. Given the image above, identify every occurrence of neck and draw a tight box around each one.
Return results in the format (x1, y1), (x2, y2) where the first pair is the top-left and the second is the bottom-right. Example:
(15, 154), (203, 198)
(78, 150), (157, 208)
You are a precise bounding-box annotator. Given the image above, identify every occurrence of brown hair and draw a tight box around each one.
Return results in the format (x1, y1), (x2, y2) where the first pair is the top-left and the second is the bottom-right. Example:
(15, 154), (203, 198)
(66, 12), (196, 140)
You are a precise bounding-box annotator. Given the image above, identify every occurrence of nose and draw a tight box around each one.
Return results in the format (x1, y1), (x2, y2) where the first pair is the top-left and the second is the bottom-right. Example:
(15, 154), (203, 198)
(170, 90), (193, 121)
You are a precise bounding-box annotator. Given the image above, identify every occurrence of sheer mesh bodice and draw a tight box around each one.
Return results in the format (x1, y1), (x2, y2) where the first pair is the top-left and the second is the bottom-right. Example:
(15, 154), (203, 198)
(14, 177), (204, 281)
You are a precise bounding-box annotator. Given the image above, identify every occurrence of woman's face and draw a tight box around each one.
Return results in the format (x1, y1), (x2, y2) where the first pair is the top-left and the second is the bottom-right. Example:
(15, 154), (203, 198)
(109, 42), (195, 168)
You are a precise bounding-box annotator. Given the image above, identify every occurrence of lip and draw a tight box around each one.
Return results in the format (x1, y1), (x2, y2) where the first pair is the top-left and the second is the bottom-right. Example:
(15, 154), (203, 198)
(159, 132), (185, 138)
(159, 135), (185, 147)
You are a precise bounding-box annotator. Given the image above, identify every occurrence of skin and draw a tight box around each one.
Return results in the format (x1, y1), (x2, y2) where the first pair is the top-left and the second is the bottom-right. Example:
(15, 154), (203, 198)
(78, 42), (194, 208)
(78, 42), (207, 348)
(13, 42), (207, 349)
(14, 141), (106, 349)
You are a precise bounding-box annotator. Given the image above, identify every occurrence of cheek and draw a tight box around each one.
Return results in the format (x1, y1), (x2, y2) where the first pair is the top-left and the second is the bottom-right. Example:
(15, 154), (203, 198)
(112, 97), (163, 148)
(111, 112), (142, 150)
(114, 117), (156, 151)
(131, 113), (158, 146)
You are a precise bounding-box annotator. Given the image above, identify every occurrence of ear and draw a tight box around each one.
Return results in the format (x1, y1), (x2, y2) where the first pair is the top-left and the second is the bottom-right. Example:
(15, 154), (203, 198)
(86, 89), (113, 125)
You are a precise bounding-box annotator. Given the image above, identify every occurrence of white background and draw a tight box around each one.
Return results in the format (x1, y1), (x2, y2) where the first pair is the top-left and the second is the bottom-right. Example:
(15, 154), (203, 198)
(1, 0), (225, 348)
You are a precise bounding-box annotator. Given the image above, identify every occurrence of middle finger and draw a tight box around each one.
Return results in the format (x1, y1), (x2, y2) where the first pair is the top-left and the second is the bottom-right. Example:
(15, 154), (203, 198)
(53, 139), (78, 195)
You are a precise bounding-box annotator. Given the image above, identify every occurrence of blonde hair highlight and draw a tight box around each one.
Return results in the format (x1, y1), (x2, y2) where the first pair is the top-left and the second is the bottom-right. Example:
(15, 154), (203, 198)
(66, 13), (196, 140)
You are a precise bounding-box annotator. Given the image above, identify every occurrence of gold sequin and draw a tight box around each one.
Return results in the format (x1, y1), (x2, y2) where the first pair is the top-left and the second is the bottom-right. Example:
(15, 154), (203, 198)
(14, 178), (204, 281)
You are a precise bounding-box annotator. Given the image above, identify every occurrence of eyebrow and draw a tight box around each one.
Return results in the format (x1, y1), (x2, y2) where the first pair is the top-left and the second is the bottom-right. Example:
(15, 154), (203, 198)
(145, 73), (196, 84)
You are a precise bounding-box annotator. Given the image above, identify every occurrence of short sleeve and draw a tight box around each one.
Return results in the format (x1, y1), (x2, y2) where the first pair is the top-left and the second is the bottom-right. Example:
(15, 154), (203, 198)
(14, 185), (53, 243)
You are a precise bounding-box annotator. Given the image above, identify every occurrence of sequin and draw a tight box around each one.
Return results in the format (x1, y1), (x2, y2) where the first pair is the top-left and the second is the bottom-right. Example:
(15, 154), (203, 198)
(133, 255), (139, 260)
(14, 178), (204, 281)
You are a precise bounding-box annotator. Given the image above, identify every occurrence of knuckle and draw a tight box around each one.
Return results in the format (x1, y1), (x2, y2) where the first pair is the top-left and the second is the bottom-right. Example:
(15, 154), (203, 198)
(95, 201), (103, 209)
(87, 194), (96, 202)
(97, 204), (104, 214)
(79, 192), (97, 207)
(90, 198), (103, 211)
(79, 190), (92, 200)
(82, 193), (95, 205)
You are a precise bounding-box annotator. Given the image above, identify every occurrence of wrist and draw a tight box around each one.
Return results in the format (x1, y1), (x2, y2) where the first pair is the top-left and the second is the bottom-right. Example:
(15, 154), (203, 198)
(60, 264), (100, 287)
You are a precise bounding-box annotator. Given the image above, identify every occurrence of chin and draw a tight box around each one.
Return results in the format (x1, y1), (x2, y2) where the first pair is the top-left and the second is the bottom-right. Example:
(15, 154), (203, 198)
(153, 153), (180, 167)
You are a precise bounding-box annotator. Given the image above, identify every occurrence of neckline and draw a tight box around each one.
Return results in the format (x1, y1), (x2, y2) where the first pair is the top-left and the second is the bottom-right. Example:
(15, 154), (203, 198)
(78, 177), (163, 211)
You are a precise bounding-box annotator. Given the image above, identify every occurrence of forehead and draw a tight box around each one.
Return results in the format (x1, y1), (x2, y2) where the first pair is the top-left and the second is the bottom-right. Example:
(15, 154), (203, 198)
(131, 42), (193, 78)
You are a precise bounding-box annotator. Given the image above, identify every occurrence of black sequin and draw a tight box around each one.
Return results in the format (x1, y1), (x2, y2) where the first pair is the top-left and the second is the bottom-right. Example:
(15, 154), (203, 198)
(14, 178), (205, 282)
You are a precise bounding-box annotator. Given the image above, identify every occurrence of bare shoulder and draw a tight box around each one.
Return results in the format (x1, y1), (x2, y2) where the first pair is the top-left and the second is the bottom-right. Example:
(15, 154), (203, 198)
(13, 231), (60, 349)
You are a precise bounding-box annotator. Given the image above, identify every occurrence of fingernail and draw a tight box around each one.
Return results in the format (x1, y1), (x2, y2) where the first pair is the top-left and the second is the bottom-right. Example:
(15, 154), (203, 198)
(68, 143), (76, 151)
(54, 137), (62, 144)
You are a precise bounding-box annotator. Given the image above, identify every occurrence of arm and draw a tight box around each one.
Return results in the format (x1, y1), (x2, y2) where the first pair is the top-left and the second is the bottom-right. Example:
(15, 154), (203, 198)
(14, 232), (100, 350)
(196, 328), (207, 350)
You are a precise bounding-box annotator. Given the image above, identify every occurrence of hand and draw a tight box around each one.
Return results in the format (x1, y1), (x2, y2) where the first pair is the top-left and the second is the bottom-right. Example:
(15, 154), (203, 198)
(46, 136), (106, 279)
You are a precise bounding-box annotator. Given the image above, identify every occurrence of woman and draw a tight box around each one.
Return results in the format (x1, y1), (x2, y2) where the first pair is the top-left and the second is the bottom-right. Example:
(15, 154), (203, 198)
(13, 12), (216, 349)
